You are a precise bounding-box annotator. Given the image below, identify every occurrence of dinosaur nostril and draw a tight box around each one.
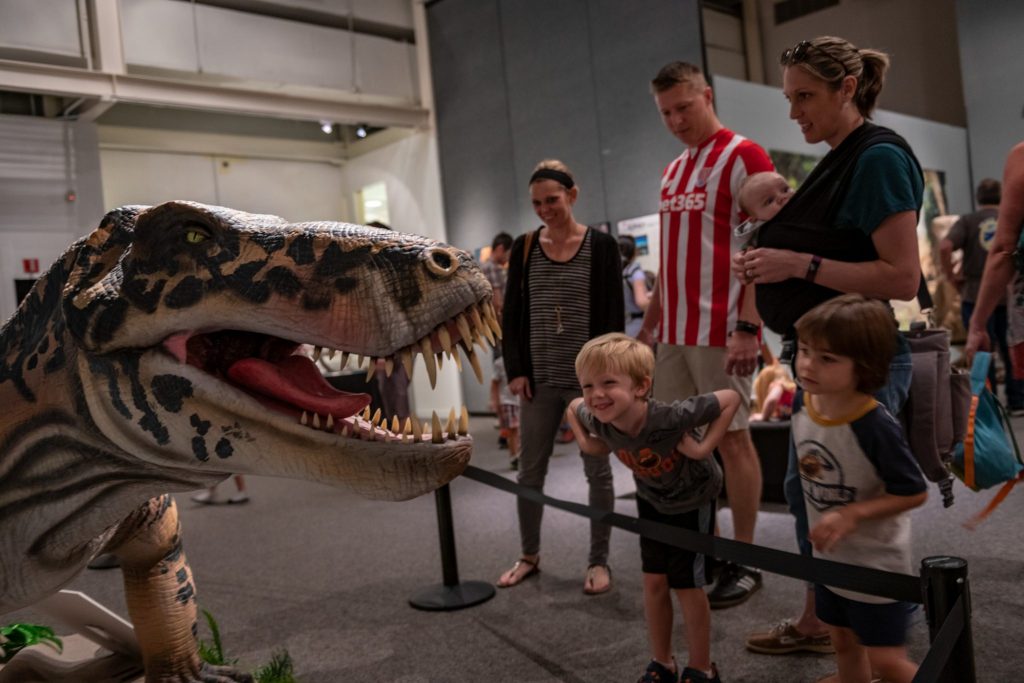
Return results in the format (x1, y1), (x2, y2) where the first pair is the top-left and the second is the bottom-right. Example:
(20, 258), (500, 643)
(424, 247), (459, 277)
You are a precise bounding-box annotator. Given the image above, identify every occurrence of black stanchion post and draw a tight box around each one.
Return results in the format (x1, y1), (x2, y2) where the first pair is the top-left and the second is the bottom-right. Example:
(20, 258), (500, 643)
(409, 483), (496, 611)
(921, 556), (975, 683)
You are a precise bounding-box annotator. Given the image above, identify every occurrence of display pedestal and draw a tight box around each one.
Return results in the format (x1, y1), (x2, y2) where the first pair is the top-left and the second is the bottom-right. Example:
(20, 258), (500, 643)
(408, 484), (495, 611)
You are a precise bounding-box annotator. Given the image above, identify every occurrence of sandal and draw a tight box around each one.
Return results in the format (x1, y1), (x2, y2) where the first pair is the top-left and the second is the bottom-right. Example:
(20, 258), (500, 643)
(497, 557), (540, 588)
(583, 563), (612, 595)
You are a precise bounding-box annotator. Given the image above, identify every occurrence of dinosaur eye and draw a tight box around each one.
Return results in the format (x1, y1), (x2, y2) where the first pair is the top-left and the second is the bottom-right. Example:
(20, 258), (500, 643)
(185, 229), (210, 244)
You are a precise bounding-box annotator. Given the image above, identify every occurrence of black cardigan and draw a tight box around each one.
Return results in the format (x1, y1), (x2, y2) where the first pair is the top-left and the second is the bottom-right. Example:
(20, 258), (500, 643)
(501, 227), (625, 390)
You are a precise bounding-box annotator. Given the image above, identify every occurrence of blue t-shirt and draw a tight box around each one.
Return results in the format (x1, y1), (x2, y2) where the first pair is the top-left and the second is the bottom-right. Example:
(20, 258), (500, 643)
(835, 143), (924, 235)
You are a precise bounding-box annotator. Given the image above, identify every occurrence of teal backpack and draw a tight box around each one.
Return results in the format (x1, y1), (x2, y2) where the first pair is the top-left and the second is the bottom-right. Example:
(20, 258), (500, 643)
(952, 351), (1024, 527)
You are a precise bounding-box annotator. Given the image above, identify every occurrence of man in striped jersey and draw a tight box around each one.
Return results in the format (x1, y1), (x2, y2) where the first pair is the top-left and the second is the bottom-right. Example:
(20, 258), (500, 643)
(638, 62), (774, 610)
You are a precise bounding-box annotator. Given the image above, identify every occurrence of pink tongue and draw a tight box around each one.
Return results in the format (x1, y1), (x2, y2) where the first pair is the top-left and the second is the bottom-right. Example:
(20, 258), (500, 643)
(227, 355), (371, 418)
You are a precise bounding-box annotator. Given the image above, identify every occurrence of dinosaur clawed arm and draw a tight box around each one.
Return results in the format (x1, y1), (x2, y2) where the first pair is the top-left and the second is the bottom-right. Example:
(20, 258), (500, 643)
(109, 495), (252, 683)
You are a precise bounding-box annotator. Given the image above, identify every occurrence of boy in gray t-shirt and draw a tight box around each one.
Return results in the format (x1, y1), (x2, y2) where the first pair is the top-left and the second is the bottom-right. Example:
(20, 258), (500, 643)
(565, 333), (740, 683)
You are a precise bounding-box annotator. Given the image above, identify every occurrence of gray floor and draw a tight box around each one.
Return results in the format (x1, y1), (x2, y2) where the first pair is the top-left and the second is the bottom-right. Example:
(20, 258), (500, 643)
(8, 415), (1023, 682)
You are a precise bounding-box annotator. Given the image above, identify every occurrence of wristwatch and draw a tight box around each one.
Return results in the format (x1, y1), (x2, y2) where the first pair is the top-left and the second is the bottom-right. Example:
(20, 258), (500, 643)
(732, 320), (761, 336)
(806, 255), (823, 282)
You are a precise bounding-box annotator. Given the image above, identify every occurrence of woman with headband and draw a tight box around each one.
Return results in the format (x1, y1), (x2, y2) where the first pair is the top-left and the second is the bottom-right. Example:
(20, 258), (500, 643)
(497, 159), (624, 594)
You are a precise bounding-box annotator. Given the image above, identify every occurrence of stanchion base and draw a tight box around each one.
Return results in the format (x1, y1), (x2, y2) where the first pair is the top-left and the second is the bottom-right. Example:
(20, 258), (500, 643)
(408, 581), (496, 611)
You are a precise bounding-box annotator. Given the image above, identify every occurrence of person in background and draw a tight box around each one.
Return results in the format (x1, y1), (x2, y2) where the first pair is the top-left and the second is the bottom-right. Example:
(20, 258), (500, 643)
(792, 295), (926, 683)
(566, 333), (740, 683)
(498, 159), (624, 594)
(482, 232), (515, 447)
(620, 234), (652, 337)
(192, 475), (249, 505)
(639, 61), (773, 609)
(734, 36), (922, 665)
(966, 142), (1024, 372)
(940, 178), (1024, 414)
(751, 345), (797, 422)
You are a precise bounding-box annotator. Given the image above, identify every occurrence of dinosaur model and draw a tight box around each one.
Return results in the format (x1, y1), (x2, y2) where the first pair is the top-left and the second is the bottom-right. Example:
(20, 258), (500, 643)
(0, 201), (499, 682)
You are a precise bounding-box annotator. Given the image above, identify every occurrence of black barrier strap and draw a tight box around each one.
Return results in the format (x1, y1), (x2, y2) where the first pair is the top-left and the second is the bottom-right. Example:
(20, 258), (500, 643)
(912, 594), (966, 683)
(462, 465), (921, 604)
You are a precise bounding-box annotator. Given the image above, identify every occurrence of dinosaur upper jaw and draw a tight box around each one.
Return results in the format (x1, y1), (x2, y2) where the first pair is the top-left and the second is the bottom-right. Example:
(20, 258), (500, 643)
(78, 301), (499, 500)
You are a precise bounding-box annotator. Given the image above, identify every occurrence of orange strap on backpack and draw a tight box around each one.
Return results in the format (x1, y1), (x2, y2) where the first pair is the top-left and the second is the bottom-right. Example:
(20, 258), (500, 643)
(961, 386), (1023, 529)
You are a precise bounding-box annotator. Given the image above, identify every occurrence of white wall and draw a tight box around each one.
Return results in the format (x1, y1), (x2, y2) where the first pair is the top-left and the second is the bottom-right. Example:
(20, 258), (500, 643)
(339, 130), (477, 417)
(713, 76), (972, 215)
(121, 0), (418, 102)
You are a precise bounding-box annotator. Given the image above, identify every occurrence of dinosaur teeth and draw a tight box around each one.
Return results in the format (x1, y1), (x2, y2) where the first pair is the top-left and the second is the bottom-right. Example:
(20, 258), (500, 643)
(459, 406), (469, 436)
(420, 337), (437, 388)
(470, 306), (493, 346)
(365, 361), (376, 382)
(301, 411), (309, 426)
(385, 358), (394, 378)
(466, 346), (484, 383)
(327, 348), (337, 361)
(445, 407), (456, 438)
(313, 346), (323, 361)
(326, 414), (334, 430)
(455, 313), (473, 347)
(438, 326), (453, 355)
(340, 352), (350, 369)
(371, 408), (381, 426)
(483, 303), (502, 339)
(436, 351), (444, 370)
(431, 411), (444, 444)
(401, 347), (415, 380)
(412, 416), (423, 441)
(313, 413), (321, 429)
(452, 346), (463, 372)
(391, 415), (400, 434)
(362, 406), (371, 421)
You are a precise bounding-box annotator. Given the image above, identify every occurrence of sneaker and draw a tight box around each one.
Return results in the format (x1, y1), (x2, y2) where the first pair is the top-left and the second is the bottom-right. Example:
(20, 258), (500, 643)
(745, 619), (834, 655)
(510, 456), (519, 471)
(637, 659), (678, 683)
(680, 663), (720, 683)
(191, 490), (219, 505)
(708, 562), (762, 609)
(228, 493), (250, 504)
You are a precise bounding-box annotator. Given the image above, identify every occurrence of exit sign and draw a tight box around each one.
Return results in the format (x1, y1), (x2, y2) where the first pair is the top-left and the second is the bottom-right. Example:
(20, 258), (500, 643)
(22, 258), (39, 274)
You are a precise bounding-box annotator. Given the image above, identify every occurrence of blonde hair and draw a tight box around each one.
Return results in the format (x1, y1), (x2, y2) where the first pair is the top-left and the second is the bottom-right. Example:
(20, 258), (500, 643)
(575, 333), (654, 388)
(753, 362), (796, 413)
(787, 36), (890, 118)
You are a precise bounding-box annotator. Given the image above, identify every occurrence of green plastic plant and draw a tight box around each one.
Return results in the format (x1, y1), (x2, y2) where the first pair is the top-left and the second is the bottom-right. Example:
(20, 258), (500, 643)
(198, 610), (297, 682)
(252, 649), (297, 683)
(0, 623), (63, 663)
(197, 609), (236, 667)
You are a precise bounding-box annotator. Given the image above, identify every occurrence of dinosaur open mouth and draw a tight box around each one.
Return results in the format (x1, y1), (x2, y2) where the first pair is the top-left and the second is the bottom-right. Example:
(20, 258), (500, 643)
(160, 302), (500, 443)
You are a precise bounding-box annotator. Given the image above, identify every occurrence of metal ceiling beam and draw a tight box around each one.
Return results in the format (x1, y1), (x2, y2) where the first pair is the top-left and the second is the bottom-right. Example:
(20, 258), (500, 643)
(0, 59), (428, 129)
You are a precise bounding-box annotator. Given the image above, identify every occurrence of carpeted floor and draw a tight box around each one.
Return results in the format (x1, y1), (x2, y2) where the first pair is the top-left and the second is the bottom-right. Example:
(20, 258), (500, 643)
(7, 414), (1022, 682)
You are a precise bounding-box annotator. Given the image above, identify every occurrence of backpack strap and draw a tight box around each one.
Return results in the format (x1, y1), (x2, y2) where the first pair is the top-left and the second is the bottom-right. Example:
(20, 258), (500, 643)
(523, 230), (536, 268)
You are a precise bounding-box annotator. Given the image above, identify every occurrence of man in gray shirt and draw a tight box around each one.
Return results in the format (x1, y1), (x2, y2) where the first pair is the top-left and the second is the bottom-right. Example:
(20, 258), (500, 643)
(941, 178), (1024, 412)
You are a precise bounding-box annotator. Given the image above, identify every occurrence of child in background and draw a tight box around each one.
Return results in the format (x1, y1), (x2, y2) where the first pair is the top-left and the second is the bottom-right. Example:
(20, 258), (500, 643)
(792, 295), (927, 683)
(491, 355), (521, 470)
(565, 333), (740, 683)
(751, 344), (797, 422)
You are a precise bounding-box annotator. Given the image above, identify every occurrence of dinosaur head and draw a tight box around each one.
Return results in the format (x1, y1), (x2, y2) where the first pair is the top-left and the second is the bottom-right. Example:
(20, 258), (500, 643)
(60, 201), (496, 500)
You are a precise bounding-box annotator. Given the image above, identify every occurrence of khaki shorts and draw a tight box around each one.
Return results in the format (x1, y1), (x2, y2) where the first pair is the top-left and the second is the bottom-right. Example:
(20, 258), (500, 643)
(652, 343), (751, 431)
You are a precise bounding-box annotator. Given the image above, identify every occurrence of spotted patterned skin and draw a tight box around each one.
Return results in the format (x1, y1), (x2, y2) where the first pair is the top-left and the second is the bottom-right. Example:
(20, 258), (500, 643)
(0, 202), (491, 682)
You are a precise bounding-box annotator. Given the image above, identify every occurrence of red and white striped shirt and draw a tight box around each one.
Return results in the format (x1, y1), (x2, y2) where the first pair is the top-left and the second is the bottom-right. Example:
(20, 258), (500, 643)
(658, 128), (772, 347)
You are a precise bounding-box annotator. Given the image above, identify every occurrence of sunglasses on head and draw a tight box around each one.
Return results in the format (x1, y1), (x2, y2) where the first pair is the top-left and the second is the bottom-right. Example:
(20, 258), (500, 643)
(780, 40), (847, 75)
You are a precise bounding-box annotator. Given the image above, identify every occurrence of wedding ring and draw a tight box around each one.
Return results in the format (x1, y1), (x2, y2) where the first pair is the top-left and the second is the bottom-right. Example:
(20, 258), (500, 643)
(746, 269), (753, 278)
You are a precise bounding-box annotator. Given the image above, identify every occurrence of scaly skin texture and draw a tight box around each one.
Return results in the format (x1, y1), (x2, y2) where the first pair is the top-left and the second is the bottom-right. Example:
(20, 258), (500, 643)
(0, 202), (495, 682)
